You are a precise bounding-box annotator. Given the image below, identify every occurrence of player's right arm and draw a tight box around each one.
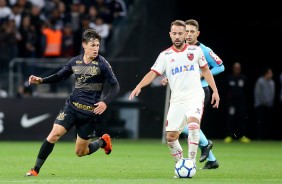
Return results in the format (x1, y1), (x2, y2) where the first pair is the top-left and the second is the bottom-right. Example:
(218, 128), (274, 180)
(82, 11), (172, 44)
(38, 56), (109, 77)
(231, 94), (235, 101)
(29, 75), (42, 85)
(28, 73), (67, 85)
(129, 51), (166, 100)
(129, 71), (158, 100)
(28, 58), (75, 85)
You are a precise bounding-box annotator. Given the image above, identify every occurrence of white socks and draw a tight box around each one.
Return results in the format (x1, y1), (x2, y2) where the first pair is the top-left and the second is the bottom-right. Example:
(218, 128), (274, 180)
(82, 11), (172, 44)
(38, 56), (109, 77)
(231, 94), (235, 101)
(188, 122), (200, 163)
(167, 140), (183, 163)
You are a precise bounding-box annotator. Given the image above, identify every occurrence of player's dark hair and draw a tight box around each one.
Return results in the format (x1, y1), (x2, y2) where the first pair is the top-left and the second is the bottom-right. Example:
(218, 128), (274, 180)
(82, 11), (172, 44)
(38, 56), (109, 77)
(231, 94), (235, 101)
(82, 29), (102, 43)
(171, 20), (186, 29)
(185, 19), (199, 30)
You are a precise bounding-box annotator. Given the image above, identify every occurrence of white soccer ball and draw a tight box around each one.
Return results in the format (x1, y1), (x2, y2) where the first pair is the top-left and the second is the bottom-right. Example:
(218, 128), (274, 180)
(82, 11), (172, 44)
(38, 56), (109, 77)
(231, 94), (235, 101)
(174, 158), (196, 178)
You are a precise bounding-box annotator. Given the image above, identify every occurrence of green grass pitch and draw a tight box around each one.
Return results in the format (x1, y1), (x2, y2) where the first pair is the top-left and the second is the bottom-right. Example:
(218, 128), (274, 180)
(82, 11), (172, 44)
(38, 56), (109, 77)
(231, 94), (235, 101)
(0, 139), (282, 184)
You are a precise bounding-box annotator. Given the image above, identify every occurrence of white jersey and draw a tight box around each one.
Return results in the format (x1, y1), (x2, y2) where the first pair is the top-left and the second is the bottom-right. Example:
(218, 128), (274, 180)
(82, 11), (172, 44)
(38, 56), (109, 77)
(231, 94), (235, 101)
(151, 44), (207, 103)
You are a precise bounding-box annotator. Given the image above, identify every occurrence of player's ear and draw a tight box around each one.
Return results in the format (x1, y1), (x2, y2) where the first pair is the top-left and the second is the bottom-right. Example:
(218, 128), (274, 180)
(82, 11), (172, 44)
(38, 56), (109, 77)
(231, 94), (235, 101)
(169, 31), (174, 39)
(82, 42), (86, 49)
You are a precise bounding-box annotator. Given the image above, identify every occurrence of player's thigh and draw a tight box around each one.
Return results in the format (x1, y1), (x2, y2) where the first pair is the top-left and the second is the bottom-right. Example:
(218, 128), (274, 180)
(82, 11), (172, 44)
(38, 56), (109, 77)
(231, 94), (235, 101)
(47, 124), (67, 142)
(184, 98), (204, 124)
(54, 104), (76, 131)
(76, 112), (99, 140)
(166, 103), (186, 132)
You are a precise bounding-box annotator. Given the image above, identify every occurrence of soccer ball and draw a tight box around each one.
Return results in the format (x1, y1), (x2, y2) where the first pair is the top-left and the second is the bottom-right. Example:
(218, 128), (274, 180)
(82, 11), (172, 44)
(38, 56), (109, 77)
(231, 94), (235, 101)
(174, 158), (196, 178)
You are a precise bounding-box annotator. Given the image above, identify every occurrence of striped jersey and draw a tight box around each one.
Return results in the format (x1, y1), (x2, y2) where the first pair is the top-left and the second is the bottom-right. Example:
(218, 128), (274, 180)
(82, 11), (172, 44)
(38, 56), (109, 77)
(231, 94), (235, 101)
(56, 54), (118, 115)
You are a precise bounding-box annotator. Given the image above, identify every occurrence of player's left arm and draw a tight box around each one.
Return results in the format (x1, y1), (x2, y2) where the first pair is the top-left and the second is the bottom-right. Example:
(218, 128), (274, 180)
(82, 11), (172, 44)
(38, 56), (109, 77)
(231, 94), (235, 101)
(198, 47), (220, 108)
(201, 64), (220, 108)
(101, 61), (120, 105)
(95, 60), (120, 115)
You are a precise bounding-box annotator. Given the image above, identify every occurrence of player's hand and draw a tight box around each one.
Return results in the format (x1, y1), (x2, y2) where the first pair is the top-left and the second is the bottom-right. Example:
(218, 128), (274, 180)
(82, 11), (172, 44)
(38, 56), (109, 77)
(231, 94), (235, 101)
(161, 77), (168, 86)
(128, 87), (141, 100)
(211, 91), (220, 108)
(93, 101), (107, 115)
(28, 75), (42, 85)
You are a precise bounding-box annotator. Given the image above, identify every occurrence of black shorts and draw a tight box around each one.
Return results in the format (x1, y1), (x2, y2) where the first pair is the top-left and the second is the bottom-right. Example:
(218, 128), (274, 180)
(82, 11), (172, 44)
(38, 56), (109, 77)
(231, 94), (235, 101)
(54, 104), (99, 140)
(203, 86), (210, 107)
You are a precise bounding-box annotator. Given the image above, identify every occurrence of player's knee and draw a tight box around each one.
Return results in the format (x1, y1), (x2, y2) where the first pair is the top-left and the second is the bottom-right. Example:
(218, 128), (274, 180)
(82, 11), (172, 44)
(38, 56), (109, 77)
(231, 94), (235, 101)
(47, 133), (62, 143)
(75, 149), (87, 157)
(166, 132), (179, 142)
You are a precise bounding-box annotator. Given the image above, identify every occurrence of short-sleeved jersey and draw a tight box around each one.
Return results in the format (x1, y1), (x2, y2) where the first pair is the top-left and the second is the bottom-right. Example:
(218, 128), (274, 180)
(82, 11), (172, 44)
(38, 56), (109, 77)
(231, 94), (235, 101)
(197, 42), (223, 87)
(56, 54), (118, 115)
(151, 44), (207, 103)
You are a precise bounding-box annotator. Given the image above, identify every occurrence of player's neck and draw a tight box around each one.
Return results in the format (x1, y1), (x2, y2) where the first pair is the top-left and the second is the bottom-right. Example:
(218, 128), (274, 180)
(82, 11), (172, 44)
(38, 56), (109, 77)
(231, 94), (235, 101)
(83, 55), (95, 64)
(186, 40), (198, 45)
(173, 44), (186, 51)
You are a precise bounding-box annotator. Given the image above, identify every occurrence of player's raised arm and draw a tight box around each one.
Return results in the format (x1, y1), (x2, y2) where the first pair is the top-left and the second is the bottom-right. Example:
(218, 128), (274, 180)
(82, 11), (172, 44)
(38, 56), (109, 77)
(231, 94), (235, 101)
(129, 71), (158, 100)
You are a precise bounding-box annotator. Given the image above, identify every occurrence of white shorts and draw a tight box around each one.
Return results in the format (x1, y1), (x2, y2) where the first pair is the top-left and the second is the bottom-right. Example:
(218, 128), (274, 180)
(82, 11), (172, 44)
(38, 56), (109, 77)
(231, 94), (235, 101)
(165, 97), (204, 132)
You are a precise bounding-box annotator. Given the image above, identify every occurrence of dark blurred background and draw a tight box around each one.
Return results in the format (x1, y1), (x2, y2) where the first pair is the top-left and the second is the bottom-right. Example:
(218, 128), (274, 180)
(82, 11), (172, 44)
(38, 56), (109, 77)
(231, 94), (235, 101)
(0, 0), (281, 141)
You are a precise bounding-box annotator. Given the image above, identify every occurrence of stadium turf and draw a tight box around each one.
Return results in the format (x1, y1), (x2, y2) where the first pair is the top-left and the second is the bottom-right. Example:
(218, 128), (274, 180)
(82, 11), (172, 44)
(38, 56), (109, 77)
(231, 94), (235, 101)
(0, 139), (282, 184)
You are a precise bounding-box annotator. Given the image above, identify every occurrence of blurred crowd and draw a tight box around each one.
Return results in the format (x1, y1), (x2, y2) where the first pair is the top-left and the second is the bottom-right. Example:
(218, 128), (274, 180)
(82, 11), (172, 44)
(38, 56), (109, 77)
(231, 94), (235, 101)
(0, 0), (128, 71)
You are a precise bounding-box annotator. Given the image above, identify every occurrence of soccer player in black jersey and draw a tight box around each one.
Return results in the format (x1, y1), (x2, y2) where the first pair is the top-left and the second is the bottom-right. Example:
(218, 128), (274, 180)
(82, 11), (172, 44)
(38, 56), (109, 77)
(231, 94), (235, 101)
(25, 29), (120, 176)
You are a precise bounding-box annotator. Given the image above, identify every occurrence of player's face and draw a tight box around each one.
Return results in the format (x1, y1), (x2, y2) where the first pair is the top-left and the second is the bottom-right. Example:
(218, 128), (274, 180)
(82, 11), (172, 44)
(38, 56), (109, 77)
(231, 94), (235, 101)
(169, 25), (186, 50)
(83, 39), (100, 59)
(186, 25), (199, 45)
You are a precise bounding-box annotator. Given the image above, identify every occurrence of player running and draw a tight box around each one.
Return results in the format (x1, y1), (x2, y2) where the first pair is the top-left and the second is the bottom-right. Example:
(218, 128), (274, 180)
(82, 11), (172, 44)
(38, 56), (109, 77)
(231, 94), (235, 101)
(25, 29), (120, 176)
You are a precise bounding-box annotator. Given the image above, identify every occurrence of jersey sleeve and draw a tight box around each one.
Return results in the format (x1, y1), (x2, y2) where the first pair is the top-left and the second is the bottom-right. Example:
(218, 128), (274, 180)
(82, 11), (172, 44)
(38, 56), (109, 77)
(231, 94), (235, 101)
(101, 59), (119, 85)
(205, 48), (223, 66)
(57, 58), (74, 79)
(198, 48), (208, 67)
(201, 45), (224, 75)
(151, 52), (165, 75)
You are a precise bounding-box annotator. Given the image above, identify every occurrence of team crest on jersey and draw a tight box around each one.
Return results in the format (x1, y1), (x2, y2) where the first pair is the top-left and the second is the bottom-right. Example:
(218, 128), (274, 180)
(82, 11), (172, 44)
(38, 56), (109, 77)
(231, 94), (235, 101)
(187, 53), (194, 61)
(76, 60), (83, 64)
(56, 112), (66, 121)
(89, 67), (98, 75)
